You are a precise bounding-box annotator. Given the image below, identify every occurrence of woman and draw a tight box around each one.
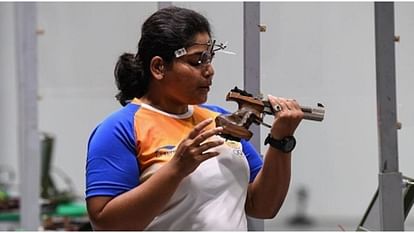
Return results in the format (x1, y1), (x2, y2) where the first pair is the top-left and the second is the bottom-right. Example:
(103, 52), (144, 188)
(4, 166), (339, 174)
(85, 6), (303, 230)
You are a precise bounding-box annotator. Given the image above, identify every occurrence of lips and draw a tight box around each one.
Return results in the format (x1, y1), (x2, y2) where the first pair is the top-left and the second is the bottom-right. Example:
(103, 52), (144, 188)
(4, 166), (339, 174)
(198, 81), (211, 89)
(199, 85), (211, 91)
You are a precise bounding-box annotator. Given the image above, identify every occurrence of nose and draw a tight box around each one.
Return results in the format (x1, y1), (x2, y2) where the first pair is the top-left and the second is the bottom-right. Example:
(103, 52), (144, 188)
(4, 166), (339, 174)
(203, 64), (214, 79)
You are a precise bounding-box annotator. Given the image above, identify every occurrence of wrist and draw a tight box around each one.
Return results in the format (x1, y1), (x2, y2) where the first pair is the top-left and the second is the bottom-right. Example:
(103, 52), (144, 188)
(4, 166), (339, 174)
(164, 162), (187, 181)
(264, 134), (296, 153)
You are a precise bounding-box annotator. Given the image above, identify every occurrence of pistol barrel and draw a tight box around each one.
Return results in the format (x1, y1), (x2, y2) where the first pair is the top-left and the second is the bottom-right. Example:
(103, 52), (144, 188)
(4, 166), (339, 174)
(300, 106), (325, 121)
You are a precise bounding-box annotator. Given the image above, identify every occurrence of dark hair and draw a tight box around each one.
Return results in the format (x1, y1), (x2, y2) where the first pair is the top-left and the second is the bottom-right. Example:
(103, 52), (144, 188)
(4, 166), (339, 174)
(114, 6), (212, 106)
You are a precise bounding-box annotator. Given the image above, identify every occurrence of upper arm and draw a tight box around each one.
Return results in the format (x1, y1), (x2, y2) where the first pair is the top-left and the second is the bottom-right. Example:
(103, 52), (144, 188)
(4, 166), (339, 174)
(86, 196), (113, 226)
(85, 105), (140, 199)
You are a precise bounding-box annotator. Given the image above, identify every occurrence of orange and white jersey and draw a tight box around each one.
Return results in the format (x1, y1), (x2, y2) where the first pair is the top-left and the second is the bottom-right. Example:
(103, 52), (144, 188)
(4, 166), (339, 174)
(86, 98), (263, 230)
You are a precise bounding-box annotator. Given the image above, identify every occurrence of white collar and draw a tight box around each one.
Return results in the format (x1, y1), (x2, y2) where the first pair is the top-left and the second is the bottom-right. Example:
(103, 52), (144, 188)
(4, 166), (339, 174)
(140, 103), (194, 119)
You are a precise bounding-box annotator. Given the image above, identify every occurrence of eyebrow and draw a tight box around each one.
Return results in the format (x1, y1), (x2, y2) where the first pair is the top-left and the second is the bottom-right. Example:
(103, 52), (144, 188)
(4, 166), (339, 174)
(190, 40), (212, 46)
(185, 51), (203, 56)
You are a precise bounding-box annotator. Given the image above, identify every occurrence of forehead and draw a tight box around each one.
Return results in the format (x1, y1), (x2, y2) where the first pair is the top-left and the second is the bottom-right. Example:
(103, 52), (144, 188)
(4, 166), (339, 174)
(186, 32), (211, 53)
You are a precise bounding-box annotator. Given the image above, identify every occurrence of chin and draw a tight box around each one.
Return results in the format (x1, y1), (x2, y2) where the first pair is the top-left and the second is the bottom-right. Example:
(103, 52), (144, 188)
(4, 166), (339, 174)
(190, 96), (208, 105)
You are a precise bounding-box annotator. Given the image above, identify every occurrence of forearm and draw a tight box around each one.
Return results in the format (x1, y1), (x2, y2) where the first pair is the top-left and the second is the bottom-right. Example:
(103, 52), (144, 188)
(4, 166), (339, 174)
(88, 163), (184, 230)
(245, 146), (291, 219)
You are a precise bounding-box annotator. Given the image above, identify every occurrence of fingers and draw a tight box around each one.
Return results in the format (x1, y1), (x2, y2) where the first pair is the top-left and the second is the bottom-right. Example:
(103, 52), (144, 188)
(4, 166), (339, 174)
(171, 120), (224, 177)
(187, 117), (223, 145)
(198, 140), (225, 154)
(192, 126), (223, 146)
(283, 99), (297, 111)
(183, 118), (224, 160)
(200, 151), (221, 160)
(190, 126), (224, 160)
(268, 95), (302, 115)
(187, 118), (214, 139)
(267, 95), (304, 139)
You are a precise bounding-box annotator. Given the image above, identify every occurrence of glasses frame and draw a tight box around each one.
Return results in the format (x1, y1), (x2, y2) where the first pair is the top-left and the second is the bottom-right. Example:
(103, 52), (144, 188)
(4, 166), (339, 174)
(174, 40), (228, 66)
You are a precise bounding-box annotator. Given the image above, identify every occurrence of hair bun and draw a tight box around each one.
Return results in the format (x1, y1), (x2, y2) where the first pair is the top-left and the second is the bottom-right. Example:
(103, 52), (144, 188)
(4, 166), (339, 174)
(114, 53), (146, 106)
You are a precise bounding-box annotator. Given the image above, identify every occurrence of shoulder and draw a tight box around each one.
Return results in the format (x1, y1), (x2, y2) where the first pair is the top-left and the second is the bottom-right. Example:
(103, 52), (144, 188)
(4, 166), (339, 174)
(97, 103), (140, 130)
(88, 103), (142, 148)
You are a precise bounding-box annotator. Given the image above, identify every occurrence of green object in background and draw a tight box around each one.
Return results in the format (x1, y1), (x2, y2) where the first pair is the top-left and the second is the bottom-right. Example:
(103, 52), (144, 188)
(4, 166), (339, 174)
(0, 202), (87, 222)
(0, 190), (8, 201)
(0, 211), (19, 221)
(54, 202), (87, 217)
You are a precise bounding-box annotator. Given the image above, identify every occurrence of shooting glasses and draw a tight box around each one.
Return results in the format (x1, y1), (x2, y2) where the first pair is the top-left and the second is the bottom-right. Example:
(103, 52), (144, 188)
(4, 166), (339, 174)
(174, 40), (233, 65)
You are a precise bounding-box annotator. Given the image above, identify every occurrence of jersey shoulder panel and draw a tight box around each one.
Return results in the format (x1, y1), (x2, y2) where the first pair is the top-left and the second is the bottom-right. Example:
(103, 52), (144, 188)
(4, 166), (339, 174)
(86, 103), (141, 198)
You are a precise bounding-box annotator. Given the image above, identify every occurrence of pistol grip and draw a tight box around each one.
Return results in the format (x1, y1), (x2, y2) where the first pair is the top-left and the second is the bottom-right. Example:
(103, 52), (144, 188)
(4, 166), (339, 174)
(215, 114), (253, 141)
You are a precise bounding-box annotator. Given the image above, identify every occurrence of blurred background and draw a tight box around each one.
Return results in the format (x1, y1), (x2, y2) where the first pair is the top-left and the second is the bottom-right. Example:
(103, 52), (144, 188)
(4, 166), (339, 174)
(1, 1), (413, 231)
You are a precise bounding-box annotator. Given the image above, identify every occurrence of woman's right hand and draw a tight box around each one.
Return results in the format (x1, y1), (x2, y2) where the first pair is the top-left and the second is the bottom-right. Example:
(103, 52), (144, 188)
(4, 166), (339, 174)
(169, 118), (225, 178)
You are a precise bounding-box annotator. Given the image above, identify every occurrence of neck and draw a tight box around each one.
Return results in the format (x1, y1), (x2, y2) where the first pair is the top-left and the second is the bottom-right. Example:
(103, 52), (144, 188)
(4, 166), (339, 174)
(140, 95), (189, 115)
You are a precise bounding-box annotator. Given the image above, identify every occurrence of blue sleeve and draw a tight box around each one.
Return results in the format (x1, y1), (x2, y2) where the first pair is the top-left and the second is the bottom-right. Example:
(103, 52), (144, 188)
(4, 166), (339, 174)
(241, 139), (263, 183)
(200, 104), (263, 183)
(85, 104), (140, 199)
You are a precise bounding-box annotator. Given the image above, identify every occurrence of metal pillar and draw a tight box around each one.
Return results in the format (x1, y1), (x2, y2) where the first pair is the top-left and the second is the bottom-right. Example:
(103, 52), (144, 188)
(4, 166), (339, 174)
(244, 2), (264, 231)
(374, 2), (404, 231)
(14, 2), (41, 230)
(243, 2), (261, 155)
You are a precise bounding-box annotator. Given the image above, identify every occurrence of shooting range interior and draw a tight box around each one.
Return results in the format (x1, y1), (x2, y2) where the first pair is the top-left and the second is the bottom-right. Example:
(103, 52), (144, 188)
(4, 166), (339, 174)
(1, 2), (414, 231)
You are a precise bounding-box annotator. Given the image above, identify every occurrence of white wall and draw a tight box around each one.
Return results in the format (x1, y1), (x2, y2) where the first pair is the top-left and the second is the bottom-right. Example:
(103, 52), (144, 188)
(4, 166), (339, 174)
(36, 2), (158, 196)
(261, 2), (378, 228)
(260, 3), (414, 229)
(395, 2), (414, 181)
(1, 2), (413, 230)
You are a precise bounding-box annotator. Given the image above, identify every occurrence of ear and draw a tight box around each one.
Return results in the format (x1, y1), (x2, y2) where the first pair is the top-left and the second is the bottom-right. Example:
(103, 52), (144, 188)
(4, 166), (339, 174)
(150, 56), (165, 80)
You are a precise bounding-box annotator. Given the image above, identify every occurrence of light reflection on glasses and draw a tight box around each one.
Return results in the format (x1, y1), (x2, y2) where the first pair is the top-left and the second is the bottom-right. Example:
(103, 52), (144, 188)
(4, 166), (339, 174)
(195, 50), (214, 65)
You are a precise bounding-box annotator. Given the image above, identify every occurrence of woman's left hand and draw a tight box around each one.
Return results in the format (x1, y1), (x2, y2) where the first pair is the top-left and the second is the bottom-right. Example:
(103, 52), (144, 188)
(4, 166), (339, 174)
(267, 95), (304, 139)
(246, 95), (302, 219)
